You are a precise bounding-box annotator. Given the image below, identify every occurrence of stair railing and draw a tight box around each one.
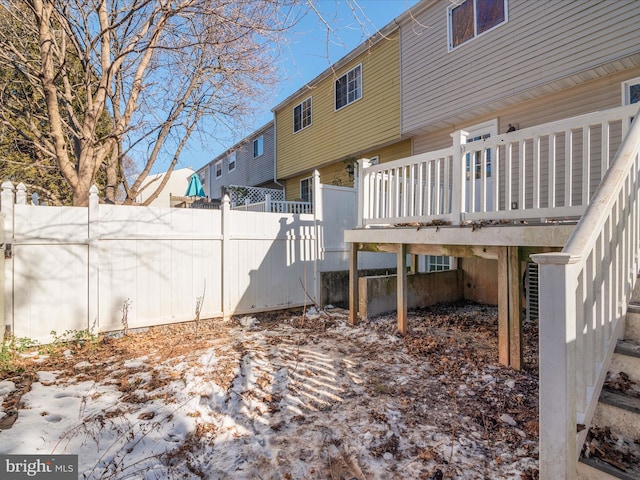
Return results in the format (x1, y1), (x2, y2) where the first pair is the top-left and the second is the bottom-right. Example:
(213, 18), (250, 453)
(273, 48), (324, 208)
(533, 106), (640, 479)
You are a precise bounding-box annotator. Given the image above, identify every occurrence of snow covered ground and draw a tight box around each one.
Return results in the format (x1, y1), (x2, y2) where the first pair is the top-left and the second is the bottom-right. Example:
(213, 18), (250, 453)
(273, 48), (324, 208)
(0, 303), (539, 479)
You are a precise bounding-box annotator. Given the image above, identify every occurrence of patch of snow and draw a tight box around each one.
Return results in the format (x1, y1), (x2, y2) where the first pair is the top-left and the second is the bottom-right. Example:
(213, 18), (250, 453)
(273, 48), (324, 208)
(239, 316), (259, 329)
(0, 305), (539, 479)
(0, 380), (15, 397)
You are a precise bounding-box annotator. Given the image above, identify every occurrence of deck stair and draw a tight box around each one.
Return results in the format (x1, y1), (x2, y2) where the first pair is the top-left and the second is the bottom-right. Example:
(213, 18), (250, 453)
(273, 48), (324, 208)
(578, 286), (640, 480)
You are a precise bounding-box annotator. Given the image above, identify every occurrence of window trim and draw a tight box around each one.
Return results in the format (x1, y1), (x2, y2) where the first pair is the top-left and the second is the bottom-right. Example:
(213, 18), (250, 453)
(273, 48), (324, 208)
(227, 151), (236, 173)
(335, 63), (363, 111)
(214, 160), (223, 179)
(622, 76), (640, 105)
(447, 0), (508, 51)
(293, 97), (312, 133)
(253, 135), (264, 158)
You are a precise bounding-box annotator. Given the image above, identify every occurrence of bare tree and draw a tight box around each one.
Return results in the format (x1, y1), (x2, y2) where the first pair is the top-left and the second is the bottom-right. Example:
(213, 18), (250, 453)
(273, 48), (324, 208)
(0, 0), (298, 205)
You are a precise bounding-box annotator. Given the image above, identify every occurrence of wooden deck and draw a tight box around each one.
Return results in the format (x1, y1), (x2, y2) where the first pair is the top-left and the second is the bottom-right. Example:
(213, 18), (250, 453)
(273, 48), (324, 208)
(345, 105), (637, 372)
(345, 221), (576, 370)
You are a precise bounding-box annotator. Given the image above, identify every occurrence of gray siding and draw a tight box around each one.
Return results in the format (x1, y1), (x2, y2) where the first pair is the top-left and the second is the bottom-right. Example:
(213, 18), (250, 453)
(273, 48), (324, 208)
(412, 66), (640, 154)
(401, 0), (640, 135)
(198, 122), (278, 200)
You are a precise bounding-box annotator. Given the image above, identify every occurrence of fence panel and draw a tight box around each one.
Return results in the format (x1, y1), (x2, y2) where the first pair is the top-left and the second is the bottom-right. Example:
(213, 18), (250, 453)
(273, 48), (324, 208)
(11, 204), (90, 342)
(226, 210), (315, 314)
(97, 205), (223, 332)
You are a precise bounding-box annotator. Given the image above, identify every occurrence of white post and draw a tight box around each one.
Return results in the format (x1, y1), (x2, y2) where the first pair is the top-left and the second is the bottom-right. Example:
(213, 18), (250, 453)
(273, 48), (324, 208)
(451, 130), (468, 223)
(312, 170), (322, 305)
(15, 183), (27, 205)
(356, 158), (371, 227)
(87, 185), (99, 334)
(1, 180), (14, 335)
(532, 252), (580, 480)
(221, 194), (231, 320)
(265, 193), (271, 213)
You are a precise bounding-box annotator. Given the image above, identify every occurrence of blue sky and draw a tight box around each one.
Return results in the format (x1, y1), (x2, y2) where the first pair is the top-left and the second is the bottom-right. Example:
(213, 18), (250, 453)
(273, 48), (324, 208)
(182, 0), (420, 171)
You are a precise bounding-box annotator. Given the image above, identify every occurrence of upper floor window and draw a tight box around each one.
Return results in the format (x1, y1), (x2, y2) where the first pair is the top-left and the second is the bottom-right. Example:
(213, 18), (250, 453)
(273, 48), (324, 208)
(228, 151), (236, 172)
(448, 0), (507, 50)
(335, 64), (362, 110)
(253, 136), (264, 157)
(622, 77), (640, 105)
(215, 160), (222, 179)
(294, 97), (312, 133)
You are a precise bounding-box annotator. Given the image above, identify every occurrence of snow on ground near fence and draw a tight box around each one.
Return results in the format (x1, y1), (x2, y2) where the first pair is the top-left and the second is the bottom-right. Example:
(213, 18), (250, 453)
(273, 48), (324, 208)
(0, 304), (539, 479)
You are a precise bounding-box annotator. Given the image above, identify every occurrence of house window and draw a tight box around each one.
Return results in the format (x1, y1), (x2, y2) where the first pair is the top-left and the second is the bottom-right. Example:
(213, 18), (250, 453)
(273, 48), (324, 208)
(448, 0), (507, 50)
(228, 151), (236, 172)
(622, 77), (640, 105)
(294, 97), (312, 133)
(215, 160), (222, 179)
(425, 256), (453, 272)
(335, 64), (362, 110)
(253, 136), (264, 157)
(300, 177), (312, 203)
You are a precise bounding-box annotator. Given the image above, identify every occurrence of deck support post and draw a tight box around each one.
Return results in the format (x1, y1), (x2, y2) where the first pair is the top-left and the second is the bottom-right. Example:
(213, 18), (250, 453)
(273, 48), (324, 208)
(409, 254), (418, 274)
(508, 246), (523, 370)
(349, 243), (359, 325)
(498, 246), (523, 369)
(397, 243), (408, 335)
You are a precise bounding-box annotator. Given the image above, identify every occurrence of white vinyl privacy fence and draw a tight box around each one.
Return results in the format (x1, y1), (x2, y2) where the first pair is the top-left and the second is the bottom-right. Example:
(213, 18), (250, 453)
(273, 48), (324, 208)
(1, 172), (389, 343)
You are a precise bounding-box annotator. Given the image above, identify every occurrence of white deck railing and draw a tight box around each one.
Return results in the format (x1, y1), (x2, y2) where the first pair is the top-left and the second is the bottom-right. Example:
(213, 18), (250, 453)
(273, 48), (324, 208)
(357, 104), (639, 226)
(533, 105), (640, 479)
(232, 194), (312, 214)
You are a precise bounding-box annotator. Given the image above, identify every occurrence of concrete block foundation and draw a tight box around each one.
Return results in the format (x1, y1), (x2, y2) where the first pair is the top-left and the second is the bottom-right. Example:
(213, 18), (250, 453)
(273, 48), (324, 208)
(358, 269), (464, 319)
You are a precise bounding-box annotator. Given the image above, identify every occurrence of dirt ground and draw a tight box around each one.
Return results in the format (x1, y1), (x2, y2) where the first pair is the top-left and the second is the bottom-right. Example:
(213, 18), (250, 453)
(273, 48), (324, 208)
(0, 301), (540, 479)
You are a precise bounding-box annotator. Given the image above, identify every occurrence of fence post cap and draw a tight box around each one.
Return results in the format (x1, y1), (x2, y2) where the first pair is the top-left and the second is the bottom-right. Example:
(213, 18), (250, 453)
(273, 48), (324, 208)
(1, 179), (14, 190)
(531, 252), (581, 265)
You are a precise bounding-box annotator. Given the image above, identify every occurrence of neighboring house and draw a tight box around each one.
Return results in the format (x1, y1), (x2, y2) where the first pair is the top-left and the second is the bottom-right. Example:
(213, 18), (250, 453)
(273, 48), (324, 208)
(272, 27), (412, 202)
(197, 121), (279, 201)
(135, 167), (195, 208)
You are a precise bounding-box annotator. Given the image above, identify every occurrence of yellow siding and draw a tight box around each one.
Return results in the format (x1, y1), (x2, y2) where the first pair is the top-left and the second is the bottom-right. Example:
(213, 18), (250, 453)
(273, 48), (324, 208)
(284, 139), (412, 200)
(276, 31), (402, 181)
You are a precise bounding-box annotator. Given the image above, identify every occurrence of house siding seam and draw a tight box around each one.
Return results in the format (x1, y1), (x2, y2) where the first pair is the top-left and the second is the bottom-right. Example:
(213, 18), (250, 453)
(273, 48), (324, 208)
(401, 0), (640, 135)
(275, 30), (403, 182)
